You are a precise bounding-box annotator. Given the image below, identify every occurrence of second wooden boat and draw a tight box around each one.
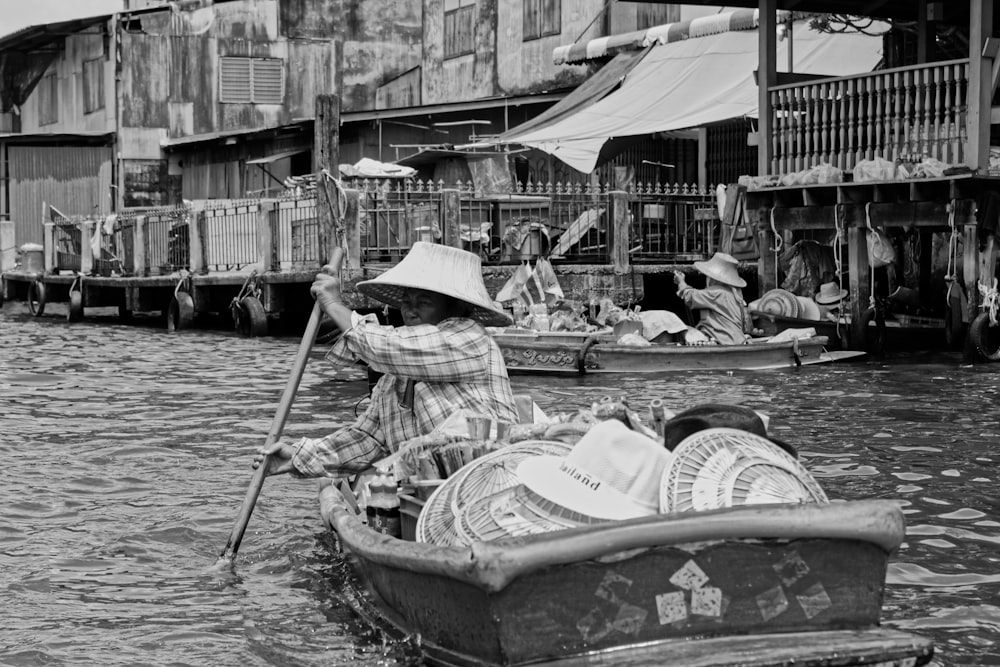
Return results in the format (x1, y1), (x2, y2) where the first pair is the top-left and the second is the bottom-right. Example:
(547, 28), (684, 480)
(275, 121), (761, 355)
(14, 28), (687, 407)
(492, 330), (864, 375)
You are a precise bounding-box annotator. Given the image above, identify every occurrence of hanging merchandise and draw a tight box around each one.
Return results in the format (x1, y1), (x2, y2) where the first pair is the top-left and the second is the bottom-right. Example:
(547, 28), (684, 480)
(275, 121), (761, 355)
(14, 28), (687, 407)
(865, 203), (895, 269)
(720, 185), (760, 261)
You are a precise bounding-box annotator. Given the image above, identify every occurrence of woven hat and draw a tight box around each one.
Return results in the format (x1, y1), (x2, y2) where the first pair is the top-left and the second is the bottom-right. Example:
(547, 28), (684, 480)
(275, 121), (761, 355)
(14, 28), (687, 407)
(756, 288), (800, 318)
(357, 242), (512, 327)
(661, 403), (797, 459)
(693, 252), (746, 288)
(415, 440), (571, 546)
(815, 282), (848, 305)
(660, 428), (827, 514)
(457, 483), (604, 543)
(795, 295), (821, 321)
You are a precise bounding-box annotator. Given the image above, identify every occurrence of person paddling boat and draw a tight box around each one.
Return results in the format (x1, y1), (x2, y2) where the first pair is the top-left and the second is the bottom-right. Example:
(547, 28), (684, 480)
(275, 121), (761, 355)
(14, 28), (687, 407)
(252, 242), (517, 478)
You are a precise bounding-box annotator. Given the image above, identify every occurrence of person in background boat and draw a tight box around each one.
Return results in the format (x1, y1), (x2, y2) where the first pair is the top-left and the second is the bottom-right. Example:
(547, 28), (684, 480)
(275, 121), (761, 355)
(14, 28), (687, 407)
(673, 252), (753, 345)
(252, 242), (518, 478)
(814, 281), (849, 322)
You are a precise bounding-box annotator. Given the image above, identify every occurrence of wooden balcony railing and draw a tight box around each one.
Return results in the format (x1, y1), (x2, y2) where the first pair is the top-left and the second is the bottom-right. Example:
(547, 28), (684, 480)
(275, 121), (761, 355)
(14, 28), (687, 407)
(769, 59), (970, 175)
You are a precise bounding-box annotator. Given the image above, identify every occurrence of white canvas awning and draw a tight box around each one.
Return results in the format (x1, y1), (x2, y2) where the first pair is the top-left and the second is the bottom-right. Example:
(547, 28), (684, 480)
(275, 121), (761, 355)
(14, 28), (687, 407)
(499, 23), (884, 174)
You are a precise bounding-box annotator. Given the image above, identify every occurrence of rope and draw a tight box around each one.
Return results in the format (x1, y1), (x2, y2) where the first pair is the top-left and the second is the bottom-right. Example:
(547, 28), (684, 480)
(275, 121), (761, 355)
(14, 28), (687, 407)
(979, 278), (1000, 326)
(945, 199), (961, 306)
(833, 204), (846, 341)
(768, 207), (781, 287)
(319, 168), (349, 266)
(865, 202), (876, 309)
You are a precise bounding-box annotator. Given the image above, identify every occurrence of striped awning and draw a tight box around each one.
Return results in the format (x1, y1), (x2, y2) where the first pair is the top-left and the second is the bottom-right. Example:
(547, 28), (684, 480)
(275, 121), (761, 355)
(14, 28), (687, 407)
(553, 9), (783, 65)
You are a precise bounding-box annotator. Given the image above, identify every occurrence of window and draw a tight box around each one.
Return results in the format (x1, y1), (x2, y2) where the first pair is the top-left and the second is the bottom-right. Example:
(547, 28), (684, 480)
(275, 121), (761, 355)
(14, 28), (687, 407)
(444, 0), (475, 59)
(38, 73), (58, 125)
(523, 0), (560, 41)
(83, 58), (104, 114)
(219, 57), (284, 104)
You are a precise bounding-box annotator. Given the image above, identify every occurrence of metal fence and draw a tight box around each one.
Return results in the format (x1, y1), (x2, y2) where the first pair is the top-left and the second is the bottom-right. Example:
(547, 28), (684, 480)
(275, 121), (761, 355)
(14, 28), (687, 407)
(202, 199), (260, 272)
(115, 205), (190, 276)
(626, 183), (718, 262)
(272, 196), (320, 271)
(50, 183), (717, 278)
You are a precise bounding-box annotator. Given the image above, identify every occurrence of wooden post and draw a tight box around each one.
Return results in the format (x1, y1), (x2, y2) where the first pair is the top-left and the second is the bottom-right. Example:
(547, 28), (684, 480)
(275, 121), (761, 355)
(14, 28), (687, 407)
(189, 209), (207, 274)
(257, 200), (276, 272)
(697, 127), (708, 191)
(343, 189), (362, 270)
(314, 94), (341, 266)
(847, 225), (870, 348)
(609, 191), (630, 274)
(43, 222), (56, 273)
(967, 0), (993, 172)
(80, 221), (95, 276)
(757, 0), (778, 176)
(442, 189), (462, 249)
(964, 223), (981, 318)
(757, 207), (778, 293)
(134, 216), (148, 276)
(0, 221), (14, 271)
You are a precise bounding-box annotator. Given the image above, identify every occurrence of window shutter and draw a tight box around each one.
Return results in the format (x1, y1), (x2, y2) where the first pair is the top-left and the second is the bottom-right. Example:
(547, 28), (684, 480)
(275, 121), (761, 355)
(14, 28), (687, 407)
(251, 59), (283, 104)
(220, 57), (251, 103)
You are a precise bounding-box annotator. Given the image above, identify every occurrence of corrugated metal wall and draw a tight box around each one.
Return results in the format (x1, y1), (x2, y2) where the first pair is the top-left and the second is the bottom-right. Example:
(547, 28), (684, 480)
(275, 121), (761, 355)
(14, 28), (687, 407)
(8, 145), (113, 246)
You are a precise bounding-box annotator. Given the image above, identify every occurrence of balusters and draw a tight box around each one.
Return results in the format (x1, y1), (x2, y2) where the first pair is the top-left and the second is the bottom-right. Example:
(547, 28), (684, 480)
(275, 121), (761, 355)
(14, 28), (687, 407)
(876, 73), (889, 161)
(902, 69), (914, 159)
(922, 66), (933, 158)
(837, 78), (848, 170)
(864, 75), (876, 161)
(892, 72), (906, 163)
(931, 65), (943, 162)
(820, 81), (831, 165)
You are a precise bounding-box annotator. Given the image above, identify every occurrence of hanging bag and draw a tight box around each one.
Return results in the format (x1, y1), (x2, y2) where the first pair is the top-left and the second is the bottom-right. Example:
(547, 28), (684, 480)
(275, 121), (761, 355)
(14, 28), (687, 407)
(721, 185), (760, 261)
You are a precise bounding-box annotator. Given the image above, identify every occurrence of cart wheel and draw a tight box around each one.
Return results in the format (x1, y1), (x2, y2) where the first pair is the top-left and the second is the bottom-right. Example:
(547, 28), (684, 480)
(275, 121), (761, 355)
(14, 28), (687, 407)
(235, 295), (267, 337)
(28, 279), (46, 317)
(167, 292), (195, 331)
(67, 289), (84, 322)
(969, 312), (1000, 362)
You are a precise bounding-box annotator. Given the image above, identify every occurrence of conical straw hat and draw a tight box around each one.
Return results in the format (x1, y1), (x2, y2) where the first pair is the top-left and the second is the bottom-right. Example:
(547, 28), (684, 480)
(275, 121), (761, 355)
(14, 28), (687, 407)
(693, 252), (746, 288)
(660, 427), (827, 514)
(357, 242), (512, 327)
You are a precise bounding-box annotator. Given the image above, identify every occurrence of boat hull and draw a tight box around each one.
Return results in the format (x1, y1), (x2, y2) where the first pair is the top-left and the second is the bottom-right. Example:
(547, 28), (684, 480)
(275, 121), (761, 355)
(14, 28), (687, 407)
(493, 332), (863, 375)
(319, 489), (932, 667)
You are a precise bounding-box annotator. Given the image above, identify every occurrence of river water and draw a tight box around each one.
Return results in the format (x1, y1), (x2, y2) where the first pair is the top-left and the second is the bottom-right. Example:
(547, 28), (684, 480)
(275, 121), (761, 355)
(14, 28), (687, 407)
(2, 306), (999, 666)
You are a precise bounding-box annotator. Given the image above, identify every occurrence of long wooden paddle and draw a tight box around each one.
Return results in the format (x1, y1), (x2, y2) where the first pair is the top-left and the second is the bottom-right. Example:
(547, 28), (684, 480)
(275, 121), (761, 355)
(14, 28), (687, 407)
(219, 248), (344, 563)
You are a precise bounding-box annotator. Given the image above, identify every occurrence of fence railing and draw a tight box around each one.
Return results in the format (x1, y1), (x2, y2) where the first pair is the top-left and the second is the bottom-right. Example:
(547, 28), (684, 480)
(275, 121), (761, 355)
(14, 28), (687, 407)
(39, 182), (719, 278)
(769, 59), (970, 175)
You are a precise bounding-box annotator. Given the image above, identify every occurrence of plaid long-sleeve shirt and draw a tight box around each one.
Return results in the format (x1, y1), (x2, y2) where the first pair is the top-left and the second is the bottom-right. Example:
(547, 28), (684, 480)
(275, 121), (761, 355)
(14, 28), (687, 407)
(290, 314), (517, 477)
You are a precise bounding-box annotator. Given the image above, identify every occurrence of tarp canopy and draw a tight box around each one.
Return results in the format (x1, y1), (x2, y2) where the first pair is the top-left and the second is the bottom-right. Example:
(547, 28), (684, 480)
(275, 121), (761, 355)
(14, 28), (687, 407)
(498, 23), (884, 174)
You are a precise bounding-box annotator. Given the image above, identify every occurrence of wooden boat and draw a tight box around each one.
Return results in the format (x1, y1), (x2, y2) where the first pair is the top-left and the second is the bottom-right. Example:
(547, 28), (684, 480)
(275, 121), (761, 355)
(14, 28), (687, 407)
(319, 485), (934, 667)
(491, 329), (864, 375)
(751, 310), (948, 353)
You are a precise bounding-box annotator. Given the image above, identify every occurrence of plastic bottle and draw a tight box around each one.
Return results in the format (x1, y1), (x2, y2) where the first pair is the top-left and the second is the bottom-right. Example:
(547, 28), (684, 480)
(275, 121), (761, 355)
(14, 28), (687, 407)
(366, 474), (401, 538)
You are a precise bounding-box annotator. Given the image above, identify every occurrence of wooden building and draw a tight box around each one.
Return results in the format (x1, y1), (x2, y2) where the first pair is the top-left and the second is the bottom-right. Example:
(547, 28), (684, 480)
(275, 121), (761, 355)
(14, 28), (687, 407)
(617, 0), (1000, 355)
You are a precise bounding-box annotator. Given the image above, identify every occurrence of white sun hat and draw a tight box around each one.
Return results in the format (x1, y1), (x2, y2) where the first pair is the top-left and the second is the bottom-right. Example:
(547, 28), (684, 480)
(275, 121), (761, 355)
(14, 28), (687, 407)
(516, 419), (671, 522)
(357, 241), (513, 327)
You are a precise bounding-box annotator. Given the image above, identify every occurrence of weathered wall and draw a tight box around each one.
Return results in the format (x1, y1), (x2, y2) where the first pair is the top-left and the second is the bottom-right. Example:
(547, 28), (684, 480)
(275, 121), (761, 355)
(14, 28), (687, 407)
(17, 21), (116, 135)
(120, 0), (339, 139)
(422, 0), (497, 104)
(340, 0), (423, 110)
